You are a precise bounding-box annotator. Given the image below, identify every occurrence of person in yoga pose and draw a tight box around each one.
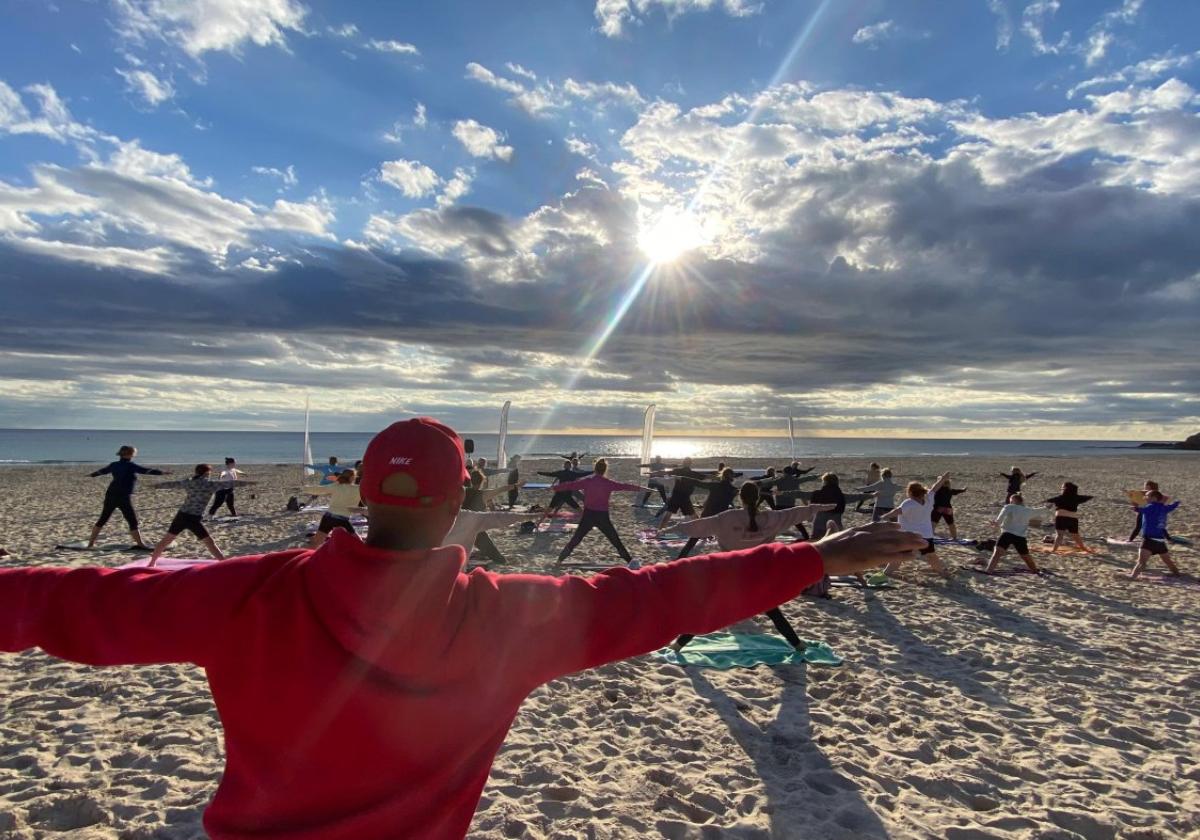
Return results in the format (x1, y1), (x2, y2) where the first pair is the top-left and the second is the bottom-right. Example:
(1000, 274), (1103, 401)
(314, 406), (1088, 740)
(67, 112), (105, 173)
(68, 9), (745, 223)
(675, 468), (740, 559)
(304, 469), (363, 548)
(1127, 480), (1170, 541)
(87, 445), (169, 550)
(463, 470), (523, 563)
(1000, 467), (1037, 502)
(856, 463), (881, 512)
(982, 493), (1047, 575)
(503, 455), (522, 508)
(809, 473), (848, 540)
(553, 459), (647, 567)
(669, 482), (836, 653)
(859, 468), (900, 522)
(751, 467), (781, 510)
(771, 465), (815, 538)
(539, 461), (590, 513)
(931, 479), (968, 540)
(306, 456), (342, 485)
(1043, 482), (1094, 553)
(443, 505), (529, 566)
(1125, 490), (1182, 580)
(148, 464), (254, 566)
(0, 416), (923, 840)
(208, 457), (246, 518)
(639, 455), (671, 507)
(881, 475), (951, 577)
(653, 458), (710, 532)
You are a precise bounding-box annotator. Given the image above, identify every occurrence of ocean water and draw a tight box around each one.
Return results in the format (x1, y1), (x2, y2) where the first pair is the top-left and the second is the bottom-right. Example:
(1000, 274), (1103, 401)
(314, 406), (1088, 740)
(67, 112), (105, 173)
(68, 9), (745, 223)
(0, 428), (1185, 466)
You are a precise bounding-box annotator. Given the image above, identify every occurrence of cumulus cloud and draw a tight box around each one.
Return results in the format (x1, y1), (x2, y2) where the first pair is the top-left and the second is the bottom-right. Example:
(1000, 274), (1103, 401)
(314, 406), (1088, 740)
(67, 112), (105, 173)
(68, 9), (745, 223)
(594, 0), (761, 39)
(851, 20), (930, 48)
(465, 61), (643, 116)
(112, 0), (308, 57)
(0, 83), (334, 272)
(452, 119), (514, 161)
(1069, 49), (1200, 98)
(116, 67), (175, 106)
(378, 158), (441, 198)
(366, 38), (420, 56)
(4, 66), (1200, 435)
(1020, 0), (1070, 55)
(987, 0), (1013, 51)
(251, 164), (298, 188)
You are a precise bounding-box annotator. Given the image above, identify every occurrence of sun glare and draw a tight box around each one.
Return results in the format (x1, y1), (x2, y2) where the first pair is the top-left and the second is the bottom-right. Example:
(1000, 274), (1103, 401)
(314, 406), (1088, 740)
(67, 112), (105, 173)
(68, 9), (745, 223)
(637, 210), (704, 264)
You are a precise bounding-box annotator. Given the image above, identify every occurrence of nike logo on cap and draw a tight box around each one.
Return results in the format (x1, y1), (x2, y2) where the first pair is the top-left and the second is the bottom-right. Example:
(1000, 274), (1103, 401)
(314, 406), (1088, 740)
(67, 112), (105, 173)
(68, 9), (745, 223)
(389, 456), (414, 465)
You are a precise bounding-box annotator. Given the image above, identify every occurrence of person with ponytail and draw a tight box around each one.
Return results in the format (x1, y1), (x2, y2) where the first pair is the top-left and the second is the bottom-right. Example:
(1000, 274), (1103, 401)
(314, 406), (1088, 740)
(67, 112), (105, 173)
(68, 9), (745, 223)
(666, 482), (836, 653)
(552, 459), (649, 567)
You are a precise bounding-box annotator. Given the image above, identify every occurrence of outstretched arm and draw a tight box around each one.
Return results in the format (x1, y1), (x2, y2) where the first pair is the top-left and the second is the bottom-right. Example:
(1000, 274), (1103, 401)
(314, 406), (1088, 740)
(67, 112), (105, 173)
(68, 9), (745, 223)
(494, 524), (924, 685)
(89, 464), (113, 478)
(0, 556), (295, 668)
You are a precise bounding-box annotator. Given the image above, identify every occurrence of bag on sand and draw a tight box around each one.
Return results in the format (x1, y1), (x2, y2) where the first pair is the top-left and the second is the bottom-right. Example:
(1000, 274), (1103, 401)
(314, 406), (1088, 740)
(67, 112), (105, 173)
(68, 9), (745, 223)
(286, 496), (301, 512)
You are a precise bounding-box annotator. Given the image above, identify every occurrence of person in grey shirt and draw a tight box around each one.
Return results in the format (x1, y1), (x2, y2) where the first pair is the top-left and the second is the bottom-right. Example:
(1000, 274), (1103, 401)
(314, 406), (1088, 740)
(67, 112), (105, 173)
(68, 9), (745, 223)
(147, 464), (254, 566)
(859, 468), (901, 522)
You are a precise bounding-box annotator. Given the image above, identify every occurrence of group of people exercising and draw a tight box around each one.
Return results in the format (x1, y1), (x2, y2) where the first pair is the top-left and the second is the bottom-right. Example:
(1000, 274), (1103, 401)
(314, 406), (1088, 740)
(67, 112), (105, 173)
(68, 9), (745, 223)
(82, 446), (1184, 583)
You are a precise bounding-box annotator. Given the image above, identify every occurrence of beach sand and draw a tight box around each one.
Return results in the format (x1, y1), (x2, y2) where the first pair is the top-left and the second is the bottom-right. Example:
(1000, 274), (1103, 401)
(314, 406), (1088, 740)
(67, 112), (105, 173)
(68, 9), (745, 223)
(1, 456), (1197, 839)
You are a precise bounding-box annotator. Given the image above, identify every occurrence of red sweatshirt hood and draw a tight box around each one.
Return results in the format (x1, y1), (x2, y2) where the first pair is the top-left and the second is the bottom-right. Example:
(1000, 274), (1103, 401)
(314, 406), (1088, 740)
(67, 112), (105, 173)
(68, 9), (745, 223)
(300, 529), (471, 676)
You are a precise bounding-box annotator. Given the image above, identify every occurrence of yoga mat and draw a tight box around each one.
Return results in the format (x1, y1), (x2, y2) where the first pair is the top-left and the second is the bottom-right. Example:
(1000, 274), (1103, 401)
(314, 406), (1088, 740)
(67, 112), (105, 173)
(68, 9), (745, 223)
(1031, 544), (1094, 555)
(55, 542), (151, 553)
(932, 538), (979, 546)
(1116, 572), (1200, 587)
(969, 566), (1052, 577)
(1105, 538), (1140, 549)
(635, 529), (709, 549)
(1169, 535), (1194, 546)
(522, 482), (552, 490)
(118, 558), (217, 570)
(656, 632), (842, 669)
(535, 521), (576, 534)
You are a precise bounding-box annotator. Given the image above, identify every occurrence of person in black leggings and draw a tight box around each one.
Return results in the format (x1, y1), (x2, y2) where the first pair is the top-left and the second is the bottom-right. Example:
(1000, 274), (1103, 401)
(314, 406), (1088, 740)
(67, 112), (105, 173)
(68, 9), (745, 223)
(676, 469), (740, 559)
(552, 460), (645, 566)
(539, 462), (590, 513)
(87, 445), (169, 549)
(208, 457), (245, 517)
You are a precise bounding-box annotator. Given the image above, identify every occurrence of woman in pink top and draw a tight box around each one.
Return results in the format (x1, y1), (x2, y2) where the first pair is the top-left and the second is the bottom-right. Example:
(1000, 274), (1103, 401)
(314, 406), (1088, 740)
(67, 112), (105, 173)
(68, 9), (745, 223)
(554, 459), (648, 567)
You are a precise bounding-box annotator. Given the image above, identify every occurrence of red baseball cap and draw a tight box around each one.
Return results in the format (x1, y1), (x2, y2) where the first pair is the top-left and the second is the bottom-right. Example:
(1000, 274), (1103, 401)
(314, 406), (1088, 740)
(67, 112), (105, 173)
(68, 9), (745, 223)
(360, 417), (469, 507)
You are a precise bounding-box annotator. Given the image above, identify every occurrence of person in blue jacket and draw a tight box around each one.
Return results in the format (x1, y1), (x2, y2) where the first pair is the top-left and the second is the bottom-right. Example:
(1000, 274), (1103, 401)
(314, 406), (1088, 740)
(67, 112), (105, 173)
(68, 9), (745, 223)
(1127, 490), (1182, 579)
(87, 445), (170, 549)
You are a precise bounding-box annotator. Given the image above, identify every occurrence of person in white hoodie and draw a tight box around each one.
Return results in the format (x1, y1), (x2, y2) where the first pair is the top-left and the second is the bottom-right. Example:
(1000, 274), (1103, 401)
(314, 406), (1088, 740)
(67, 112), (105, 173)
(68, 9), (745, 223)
(982, 492), (1048, 575)
(880, 474), (951, 577)
(667, 482), (835, 653)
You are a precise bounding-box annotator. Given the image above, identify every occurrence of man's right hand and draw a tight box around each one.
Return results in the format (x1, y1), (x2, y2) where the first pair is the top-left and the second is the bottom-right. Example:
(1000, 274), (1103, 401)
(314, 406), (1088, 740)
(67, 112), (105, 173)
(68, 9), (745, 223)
(812, 522), (927, 576)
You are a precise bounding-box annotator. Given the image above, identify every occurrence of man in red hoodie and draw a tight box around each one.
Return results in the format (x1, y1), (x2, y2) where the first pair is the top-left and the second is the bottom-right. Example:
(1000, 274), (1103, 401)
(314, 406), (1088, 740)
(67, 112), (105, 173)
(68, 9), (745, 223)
(0, 417), (924, 839)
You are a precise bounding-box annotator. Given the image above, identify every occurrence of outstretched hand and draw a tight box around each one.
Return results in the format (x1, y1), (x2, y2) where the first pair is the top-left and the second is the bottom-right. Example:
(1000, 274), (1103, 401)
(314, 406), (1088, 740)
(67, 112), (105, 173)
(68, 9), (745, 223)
(812, 521), (928, 576)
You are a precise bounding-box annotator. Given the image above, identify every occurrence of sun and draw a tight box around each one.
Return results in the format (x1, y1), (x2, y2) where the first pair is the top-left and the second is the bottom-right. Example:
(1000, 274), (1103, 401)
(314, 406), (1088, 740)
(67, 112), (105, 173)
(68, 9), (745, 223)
(637, 209), (704, 264)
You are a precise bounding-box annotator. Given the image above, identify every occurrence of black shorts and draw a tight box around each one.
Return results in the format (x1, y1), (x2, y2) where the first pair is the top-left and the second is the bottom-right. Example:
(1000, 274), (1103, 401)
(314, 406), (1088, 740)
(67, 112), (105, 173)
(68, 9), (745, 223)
(665, 497), (696, 516)
(919, 538), (937, 555)
(168, 512), (209, 539)
(1141, 538), (1169, 555)
(1054, 516), (1079, 533)
(997, 532), (1029, 554)
(931, 508), (955, 525)
(318, 513), (355, 535)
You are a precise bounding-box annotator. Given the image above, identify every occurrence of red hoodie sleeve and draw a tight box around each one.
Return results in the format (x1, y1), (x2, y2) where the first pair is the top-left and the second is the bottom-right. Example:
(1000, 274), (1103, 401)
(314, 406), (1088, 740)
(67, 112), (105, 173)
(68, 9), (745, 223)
(0, 555), (295, 668)
(481, 541), (824, 687)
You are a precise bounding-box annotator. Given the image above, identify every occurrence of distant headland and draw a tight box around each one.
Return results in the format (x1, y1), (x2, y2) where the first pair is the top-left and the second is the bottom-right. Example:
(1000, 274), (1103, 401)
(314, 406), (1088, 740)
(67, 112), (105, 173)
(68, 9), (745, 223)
(1139, 432), (1200, 450)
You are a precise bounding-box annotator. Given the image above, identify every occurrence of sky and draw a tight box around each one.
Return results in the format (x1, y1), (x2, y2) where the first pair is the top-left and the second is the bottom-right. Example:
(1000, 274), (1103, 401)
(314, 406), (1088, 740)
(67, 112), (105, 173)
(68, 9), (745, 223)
(1, 0), (1199, 438)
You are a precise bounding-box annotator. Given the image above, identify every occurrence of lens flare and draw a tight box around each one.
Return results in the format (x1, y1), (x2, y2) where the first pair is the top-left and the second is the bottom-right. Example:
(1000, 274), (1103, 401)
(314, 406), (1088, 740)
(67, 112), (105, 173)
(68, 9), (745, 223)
(637, 209), (704, 264)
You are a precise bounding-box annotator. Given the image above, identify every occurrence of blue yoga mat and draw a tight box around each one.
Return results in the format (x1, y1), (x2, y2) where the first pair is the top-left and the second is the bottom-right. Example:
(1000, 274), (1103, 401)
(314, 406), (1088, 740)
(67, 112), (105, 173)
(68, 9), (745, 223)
(655, 632), (842, 669)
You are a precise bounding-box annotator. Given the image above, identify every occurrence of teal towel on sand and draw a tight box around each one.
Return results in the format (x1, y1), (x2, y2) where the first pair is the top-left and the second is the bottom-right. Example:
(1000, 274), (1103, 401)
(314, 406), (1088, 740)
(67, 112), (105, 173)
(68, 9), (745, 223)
(656, 632), (843, 669)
